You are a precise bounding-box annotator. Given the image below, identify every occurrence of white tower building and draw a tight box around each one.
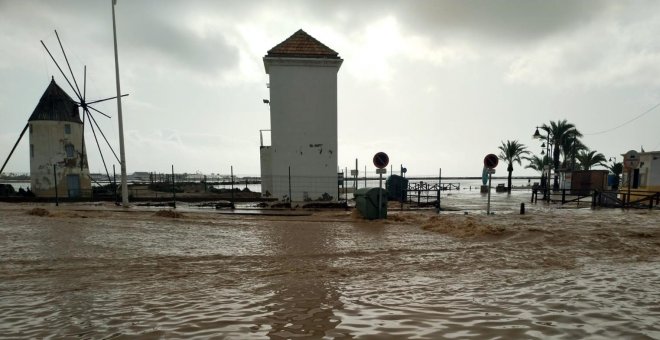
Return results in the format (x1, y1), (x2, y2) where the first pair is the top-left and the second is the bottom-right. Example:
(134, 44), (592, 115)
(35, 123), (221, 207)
(260, 29), (343, 202)
(28, 79), (91, 197)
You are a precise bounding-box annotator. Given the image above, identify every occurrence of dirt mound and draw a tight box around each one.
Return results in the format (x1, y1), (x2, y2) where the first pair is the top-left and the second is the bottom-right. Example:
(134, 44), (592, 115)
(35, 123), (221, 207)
(385, 213), (427, 224)
(27, 208), (50, 217)
(154, 210), (184, 218)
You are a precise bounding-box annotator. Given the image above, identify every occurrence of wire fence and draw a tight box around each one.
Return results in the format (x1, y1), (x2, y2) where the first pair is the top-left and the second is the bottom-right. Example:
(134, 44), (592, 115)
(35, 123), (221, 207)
(1, 167), (540, 204)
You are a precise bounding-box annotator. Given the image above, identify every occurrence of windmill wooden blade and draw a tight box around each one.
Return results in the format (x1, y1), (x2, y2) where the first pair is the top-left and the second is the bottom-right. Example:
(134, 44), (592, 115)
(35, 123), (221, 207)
(86, 94), (129, 105)
(80, 106), (86, 171)
(85, 109), (112, 183)
(87, 110), (121, 163)
(0, 123), (29, 175)
(55, 30), (82, 100)
(40, 40), (82, 102)
(87, 105), (112, 119)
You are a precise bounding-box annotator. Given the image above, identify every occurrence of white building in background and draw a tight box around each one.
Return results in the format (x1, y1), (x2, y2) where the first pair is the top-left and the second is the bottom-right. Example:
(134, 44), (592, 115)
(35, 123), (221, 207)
(29, 78), (91, 197)
(260, 29), (343, 201)
(623, 150), (660, 192)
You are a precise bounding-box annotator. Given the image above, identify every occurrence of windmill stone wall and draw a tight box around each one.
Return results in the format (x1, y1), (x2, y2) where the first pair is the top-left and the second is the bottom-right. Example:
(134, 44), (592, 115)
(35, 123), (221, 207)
(28, 79), (91, 198)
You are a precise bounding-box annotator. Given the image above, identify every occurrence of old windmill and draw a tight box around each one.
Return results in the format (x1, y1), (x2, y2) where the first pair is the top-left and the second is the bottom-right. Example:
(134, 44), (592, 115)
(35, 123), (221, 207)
(0, 30), (127, 198)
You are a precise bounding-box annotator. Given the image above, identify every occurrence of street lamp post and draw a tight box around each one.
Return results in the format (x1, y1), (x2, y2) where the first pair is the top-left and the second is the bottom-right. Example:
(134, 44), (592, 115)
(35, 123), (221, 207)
(534, 126), (552, 202)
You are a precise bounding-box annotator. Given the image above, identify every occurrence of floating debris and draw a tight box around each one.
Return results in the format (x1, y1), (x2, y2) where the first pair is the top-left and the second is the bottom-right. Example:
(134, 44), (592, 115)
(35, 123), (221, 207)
(154, 210), (183, 218)
(27, 207), (49, 216)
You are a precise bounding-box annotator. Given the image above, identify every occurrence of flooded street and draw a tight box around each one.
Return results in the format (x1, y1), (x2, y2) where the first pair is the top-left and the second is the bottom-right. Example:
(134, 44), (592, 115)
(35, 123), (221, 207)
(1, 198), (659, 339)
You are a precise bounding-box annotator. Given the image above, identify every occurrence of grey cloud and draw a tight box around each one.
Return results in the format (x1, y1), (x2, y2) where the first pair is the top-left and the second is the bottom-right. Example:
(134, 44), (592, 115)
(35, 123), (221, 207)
(2, 1), (240, 76)
(111, 2), (240, 76)
(272, 0), (615, 45)
(395, 1), (610, 42)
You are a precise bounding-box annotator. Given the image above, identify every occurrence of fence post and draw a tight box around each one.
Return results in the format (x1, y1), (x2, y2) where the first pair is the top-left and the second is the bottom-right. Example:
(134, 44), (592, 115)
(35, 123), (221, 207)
(171, 164), (176, 209)
(437, 168), (442, 211)
(345, 167), (348, 202)
(337, 168), (340, 202)
(649, 194), (653, 209)
(53, 164), (59, 207)
(230, 166), (235, 209)
(591, 190), (597, 209)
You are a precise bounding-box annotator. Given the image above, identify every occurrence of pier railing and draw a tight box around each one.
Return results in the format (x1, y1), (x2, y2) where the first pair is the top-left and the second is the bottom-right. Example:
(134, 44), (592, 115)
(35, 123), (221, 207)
(403, 181), (461, 206)
(532, 188), (660, 209)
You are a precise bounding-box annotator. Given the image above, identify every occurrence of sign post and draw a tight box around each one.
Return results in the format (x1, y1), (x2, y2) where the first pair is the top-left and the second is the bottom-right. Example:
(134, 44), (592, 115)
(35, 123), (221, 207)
(373, 152), (389, 219)
(483, 154), (499, 214)
(623, 150), (640, 205)
(437, 167), (442, 213)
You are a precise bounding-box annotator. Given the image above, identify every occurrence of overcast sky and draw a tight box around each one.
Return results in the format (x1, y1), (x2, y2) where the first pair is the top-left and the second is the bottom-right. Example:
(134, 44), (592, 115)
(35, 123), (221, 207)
(2, 1), (660, 177)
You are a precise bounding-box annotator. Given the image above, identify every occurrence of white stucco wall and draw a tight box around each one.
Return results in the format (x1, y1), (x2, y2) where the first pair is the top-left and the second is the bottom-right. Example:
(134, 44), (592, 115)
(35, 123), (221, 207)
(640, 152), (660, 189)
(264, 57), (342, 201)
(29, 120), (91, 197)
(260, 146), (273, 196)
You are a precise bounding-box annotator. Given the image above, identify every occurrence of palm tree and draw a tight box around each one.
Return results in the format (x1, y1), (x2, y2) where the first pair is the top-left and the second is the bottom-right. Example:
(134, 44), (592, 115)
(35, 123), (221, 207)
(576, 150), (607, 170)
(525, 154), (551, 189)
(498, 140), (530, 193)
(541, 120), (582, 189)
(560, 133), (586, 170)
(525, 155), (550, 173)
(607, 161), (623, 190)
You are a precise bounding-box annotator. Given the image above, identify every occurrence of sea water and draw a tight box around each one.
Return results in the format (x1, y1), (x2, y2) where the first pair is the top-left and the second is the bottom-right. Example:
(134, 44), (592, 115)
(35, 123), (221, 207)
(0, 194), (658, 338)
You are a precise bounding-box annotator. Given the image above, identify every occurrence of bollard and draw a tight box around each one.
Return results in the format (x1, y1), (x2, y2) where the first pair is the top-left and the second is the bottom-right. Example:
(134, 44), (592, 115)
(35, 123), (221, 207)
(520, 202), (525, 215)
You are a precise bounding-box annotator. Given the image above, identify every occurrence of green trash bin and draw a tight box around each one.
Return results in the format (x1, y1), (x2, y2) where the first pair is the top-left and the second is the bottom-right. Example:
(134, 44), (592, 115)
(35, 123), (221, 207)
(386, 174), (408, 201)
(354, 187), (388, 220)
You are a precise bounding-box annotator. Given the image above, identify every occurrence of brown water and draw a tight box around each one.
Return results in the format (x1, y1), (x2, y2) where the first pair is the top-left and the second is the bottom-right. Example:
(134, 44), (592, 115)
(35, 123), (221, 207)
(1, 201), (659, 339)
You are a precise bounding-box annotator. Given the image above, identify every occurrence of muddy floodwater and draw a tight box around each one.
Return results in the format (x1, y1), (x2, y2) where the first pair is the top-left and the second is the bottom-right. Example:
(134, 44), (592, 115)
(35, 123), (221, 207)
(1, 196), (659, 339)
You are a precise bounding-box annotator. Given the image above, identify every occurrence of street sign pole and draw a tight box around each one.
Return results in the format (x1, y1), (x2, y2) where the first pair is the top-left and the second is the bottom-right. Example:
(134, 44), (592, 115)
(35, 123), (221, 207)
(378, 172), (383, 218)
(487, 171), (492, 214)
(483, 154), (499, 215)
(373, 152), (390, 219)
(623, 150), (640, 206)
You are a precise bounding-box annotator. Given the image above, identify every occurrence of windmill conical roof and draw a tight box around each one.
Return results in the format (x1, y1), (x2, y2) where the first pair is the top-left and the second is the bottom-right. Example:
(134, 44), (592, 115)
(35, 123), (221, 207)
(28, 78), (81, 123)
(266, 29), (340, 59)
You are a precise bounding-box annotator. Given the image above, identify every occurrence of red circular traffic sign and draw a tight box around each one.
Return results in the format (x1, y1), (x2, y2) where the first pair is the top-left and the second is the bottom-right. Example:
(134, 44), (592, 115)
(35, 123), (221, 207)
(484, 154), (499, 169)
(373, 152), (389, 169)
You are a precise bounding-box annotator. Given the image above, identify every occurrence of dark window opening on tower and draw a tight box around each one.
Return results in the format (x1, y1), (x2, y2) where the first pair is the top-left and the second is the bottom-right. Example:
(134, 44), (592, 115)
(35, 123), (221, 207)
(65, 124), (71, 134)
(65, 144), (75, 158)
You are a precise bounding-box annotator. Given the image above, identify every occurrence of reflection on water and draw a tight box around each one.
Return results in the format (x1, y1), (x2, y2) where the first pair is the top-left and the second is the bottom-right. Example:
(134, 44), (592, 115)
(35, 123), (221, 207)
(254, 221), (343, 338)
(0, 199), (659, 338)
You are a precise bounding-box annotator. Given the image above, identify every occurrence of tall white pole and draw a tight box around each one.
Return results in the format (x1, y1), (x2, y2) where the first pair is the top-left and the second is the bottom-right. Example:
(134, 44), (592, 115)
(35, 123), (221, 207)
(112, 0), (129, 207)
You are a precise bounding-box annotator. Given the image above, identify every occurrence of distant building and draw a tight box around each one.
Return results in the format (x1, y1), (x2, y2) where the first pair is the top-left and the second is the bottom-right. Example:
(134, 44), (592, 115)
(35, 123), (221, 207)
(129, 172), (151, 182)
(623, 150), (660, 192)
(561, 170), (609, 193)
(29, 78), (91, 197)
(260, 29), (343, 201)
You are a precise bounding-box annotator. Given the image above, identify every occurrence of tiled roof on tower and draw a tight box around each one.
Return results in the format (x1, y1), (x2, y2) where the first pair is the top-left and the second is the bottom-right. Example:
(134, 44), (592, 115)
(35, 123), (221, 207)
(266, 29), (340, 59)
(29, 78), (81, 123)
